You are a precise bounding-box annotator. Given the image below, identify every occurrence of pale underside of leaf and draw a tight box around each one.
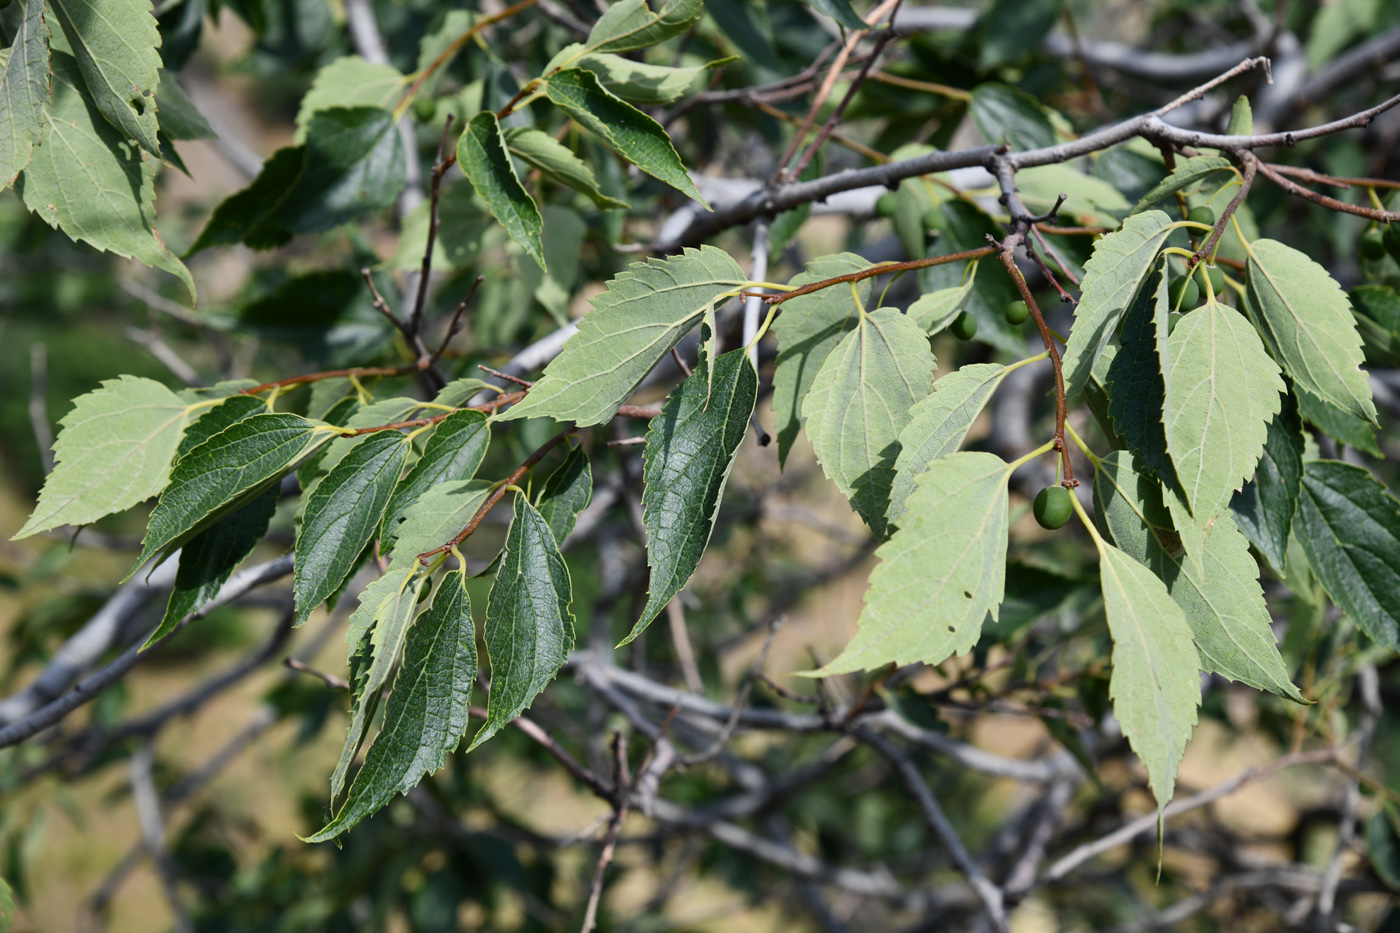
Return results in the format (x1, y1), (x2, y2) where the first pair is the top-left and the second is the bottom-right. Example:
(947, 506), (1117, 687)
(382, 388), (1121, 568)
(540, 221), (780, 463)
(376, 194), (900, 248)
(0, 0), (50, 189)
(49, 0), (163, 156)
(388, 479), (494, 571)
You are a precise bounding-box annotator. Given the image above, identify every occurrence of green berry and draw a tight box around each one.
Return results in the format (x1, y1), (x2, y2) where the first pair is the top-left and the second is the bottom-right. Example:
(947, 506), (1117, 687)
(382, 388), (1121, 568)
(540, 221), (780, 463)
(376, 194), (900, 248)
(922, 208), (942, 231)
(1361, 229), (1387, 261)
(1379, 223), (1400, 263)
(1004, 300), (1030, 326)
(876, 193), (898, 218)
(1033, 485), (1073, 530)
(1167, 311), (1182, 335)
(1169, 276), (1199, 309)
(412, 97), (437, 122)
(1187, 205), (1216, 227)
(1206, 266), (1225, 293)
(950, 311), (978, 341)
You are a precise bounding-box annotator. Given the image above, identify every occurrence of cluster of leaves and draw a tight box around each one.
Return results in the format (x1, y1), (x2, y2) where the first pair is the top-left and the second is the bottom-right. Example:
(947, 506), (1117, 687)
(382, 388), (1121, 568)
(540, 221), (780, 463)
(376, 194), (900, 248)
(5, 0), (1400, 870)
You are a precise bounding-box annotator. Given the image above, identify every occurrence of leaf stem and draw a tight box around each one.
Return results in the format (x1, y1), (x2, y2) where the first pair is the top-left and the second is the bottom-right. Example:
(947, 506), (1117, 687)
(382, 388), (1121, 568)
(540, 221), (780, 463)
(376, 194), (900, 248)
(1063, 421), (1102, 469)
(1007, 439), (1058, 473)
(759, 247), (997, 308)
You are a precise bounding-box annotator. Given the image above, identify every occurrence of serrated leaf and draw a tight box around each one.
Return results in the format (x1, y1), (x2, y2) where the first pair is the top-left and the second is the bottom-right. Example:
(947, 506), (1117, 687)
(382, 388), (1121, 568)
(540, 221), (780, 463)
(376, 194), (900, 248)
(1245, 239), (1377, 425)
(306, 569), (475, 843)
(14, 376), (193, 538)
(296, 432), (410, 623)
(1294, 460), (1400, 649)
(502, 246), (745, 426)
(535, 443), (593, 545)
(803, 308), (936, 538)
(331, 566), (428, 799)
(190, 107), (406, 252)
(921, 203), (1025, 355)
(49, 0), (162, 156)
(1350, 284), (1400, 363)
(155, 68), (213, 141)
(574, 52), (734, 105)
(1164, 299), (1283, 536)
(909, 269), (978, 334)
(584, 0), (703, 53)
(389, 479), (494, 571)
(970, 83), (1055, 152)
(771, 253), (872, 466)
(1094, 451), (1303, 701)
(521, 204), (586, 324)
(132, 413), (332, 573)
(458, 111), (545, 270)
(802, 0), (867, 30)
(1061, 210), (1175, 399)
(0, 0), (50, 189)
(177, 394), (267, 460)
(625, 348), (756, 644)
(1095, 535), (1201, 812)
(1230, 390), (1304, 578)
(888, 363), (1007, 524)
(17, 51), (195, 302)
(543, 68), (705, 205)
(1106, 256), (1174, 480)
(303, 397), (421, 502)
(152, 485), (279, 646)
(469, 496), (574, 751)
(503, 127), (629, 210)
(295, 56), (402, 143)
(1296, 383), (1381, 457)
(1132, 156), (1234, 214)
(820, 452), (1012, 674)
(381, 411), (490, 554)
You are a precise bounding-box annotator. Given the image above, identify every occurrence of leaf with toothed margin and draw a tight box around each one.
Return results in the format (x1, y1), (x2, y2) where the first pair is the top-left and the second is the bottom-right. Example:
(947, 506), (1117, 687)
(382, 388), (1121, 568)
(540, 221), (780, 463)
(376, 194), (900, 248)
(380, 410), (490, 555)
(469, 496), (574, 751)
(0, 0), (50, 190)
(306, 568), (475, 843)
(625, 348), (757, 646)
(48, 0), (162, 156)
(535, 443), (593, 545)
(458, 111), (545, 270)
(1230, 391), (1305, 580)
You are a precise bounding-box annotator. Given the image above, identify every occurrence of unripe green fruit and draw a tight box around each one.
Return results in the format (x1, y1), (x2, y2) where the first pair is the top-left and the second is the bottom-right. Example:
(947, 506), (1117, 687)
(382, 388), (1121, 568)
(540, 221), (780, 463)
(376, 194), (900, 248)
(1361, 229), (1387, 261)
(1206, 266), (1225, 293)
(1187, 205), (1215, 227)
(413, 97), (437, 122)
(1381, 224), (1400, 263)
(1169, 276), (1199, 309)
(1033, 485), (1073, 530)
(922, 208), (942, 231)
(876, 192), (898, 218)
(950, 311), (978, 341)
(1004, 300), (1030, 326)
(1167, 311), (1182, 335)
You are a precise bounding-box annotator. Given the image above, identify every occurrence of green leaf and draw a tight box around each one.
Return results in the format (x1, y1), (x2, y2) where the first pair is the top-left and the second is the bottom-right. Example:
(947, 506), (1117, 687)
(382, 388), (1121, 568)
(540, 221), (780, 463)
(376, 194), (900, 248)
(469, 496), (574, 751)
(521, 204), (587, 323)
(177, 394), (267, 460)
(295, 56), (402, 143)
(381, 410), (490, 553)
(17, 51), (195, 302)
(1350, 284), (1400, 364)
(302, 397), (421, 502)
(819, 452), (1012, 674)
(14, 376), (193, 539)
(1226, 96), (1253, 136)
(48, 0), (162, 156)
(704, 0), (774, 61)
(458, 111), (545, 270)
(1061, 210), (1175, 399)
(1094, 535), (1201, 812)
(1163, 299), (1283, 535)
(1294, 459), (1400, 650)
(1244, 239), (1377, 425)
(543, 68), (706, 206)
(1295, 383), (1381, 458)
(1094, 451), (1303, 702)
(974, 0), (1062, 70)
(535, 442), (593, 545)
(331, 566), (428, 799)
(0, 0), (50, 189)
(503, 127), (629, 210)
(573, 52), (734, 105)
(1230, 391), (1305, 578)
(803, 308), (937, 538)
(1132, 156), (1234, 214)
(388, 479), (494, 571)
(888, 363), (1007, 524)
(1368, 806), (1400, 892)
(152, 485), (279, 646)
(802, 0), (867, 30)
(155, 68), (214, 141)
(1306, 0), (1379, 70)
(190, 107), (407, 252)
(625, 348), (757, 644)
(909, 268), (978, 334)
(1105, 256), (1173, 481)
(306, 569), (475, 843)
(502, 246), (746, 426)
(295, 431), (411, 624)
(970, 83), (1055, 152)
(771, 253), (872, 466)
(132, 413), (332, 573)
(583, 0), (703, 53)
(1016, 163), (1131, 228)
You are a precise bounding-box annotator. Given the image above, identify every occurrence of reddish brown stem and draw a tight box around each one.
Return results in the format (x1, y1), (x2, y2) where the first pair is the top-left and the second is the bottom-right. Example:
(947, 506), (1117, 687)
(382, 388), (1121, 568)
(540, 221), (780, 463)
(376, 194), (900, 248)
(1190, 153), (1257, 271)
(754, 247), (996, 307)
(241, 361), (430, 396)
(408, 116), (458, 338)
(402, 0), (540, 117)
(477, 365), (534, 388)
(344, 391), (527, 436)
(1267, 164), (1400, 190)
(1255, 157), (1400, 222)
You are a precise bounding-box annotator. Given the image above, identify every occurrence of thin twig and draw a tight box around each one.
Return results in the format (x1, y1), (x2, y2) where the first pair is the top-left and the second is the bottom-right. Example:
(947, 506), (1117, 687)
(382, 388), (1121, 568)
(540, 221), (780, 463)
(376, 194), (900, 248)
(129, 741), (192, 933)
(580, 732), (631, 933)
(1254, 158), (1400, 222)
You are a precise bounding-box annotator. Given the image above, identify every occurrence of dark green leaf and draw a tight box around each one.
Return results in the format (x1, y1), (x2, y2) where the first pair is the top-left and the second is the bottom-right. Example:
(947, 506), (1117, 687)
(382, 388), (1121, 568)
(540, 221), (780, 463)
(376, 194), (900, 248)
(1351, 284), (1400, 364)
(543, 68), (706, 205)
(1294, 460), (1400, 649)
(1230, 391), (1305, 578)
(470, 496), (574, 750)
(626, 348), (757, 644)
(382, 410), (490, 554)
(1106, 255), (1173, 480)
(156, 68), (215, 140)
(535, 443), (593, 545)
(1368, 807), (1400, 891)
(1133, 156), (1234, 214)
(295, 431), (410, 623)
(974, 0), (1061, 69)
(503, 127), (629, 210)
(178, 395), (267, 460)
(701, 0), (774, 61)
(306, 569), (475, 843)
(802, 0), (866, 31)
(584, 0), (703, 53)
(458, 111), (545, 270)
(970, 83), (1055, 152)
(0, 0), (50, 189)
(1296, 384), (1381, 457)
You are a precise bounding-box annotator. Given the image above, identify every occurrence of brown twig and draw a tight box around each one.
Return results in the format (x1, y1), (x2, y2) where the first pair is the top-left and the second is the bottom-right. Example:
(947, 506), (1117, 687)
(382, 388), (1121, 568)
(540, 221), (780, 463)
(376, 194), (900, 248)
(1254, 158), (1400, 222)
(477, 364), (535, 388)
(433, 274), (484, 362)
(342, 391), (526, 435)
(407, 116), (457, 340)
(1265, 164), (1400, 190)
(751, 247), (996, 307)
(284, 658), (349, 691)
(580, 732), (631, 933)
(1189, 151), (1257, 271)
